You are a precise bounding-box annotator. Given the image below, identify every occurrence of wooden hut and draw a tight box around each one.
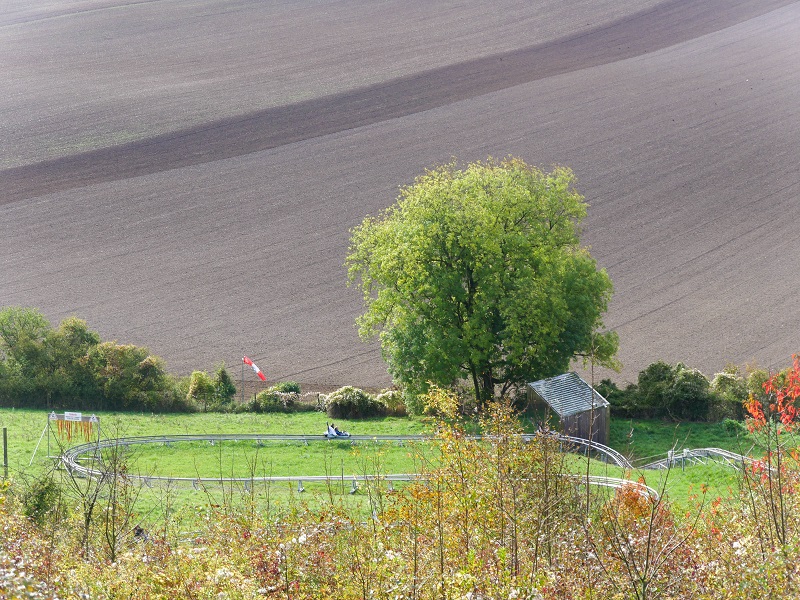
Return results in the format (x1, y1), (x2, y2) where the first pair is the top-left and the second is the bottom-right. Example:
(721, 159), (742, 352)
(527, 372), (610, 445)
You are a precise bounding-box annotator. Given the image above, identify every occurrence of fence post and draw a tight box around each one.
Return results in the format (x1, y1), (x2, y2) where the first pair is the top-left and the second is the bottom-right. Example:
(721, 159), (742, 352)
(3, 428), (8, 480)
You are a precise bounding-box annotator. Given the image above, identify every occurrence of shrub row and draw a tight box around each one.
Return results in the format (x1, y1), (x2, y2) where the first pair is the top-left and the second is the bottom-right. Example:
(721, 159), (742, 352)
(0, 307), (415, 418)
(234, 383), (408, 419)
(0, 307), (247, 413)
(236, 382), (318, 414)
(598, 361), (770, 421)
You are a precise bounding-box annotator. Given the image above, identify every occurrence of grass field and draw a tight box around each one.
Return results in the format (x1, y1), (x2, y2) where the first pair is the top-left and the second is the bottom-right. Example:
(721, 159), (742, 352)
(2, 409), (754, 472)
(608, 417), (755, 464)
(1, 408), (754, 517)
(0, 409), (429, 474)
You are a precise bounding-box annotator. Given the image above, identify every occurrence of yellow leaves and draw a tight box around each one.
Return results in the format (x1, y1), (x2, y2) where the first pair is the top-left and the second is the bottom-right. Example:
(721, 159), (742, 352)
(421, 384), (460, 419)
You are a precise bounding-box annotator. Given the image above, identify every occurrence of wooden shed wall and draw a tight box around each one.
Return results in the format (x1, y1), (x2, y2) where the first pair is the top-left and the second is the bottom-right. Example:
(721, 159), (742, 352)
(561, 407), (609, 446)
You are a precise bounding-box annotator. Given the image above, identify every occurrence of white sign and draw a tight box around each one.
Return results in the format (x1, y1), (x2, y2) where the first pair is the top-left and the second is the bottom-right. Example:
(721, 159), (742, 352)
(64, 411), (82, 422)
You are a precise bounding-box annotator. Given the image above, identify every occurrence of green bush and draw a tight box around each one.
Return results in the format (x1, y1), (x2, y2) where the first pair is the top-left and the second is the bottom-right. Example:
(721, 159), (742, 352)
(668, 364), (712, 421)
(602, 362), (716, 421)
(212, 363), (237, 410)
(596, 379), (641, 418)
(156, 385), (198, 413)
(709, 368), (747, 421)
(187, 370), (215, 411)
(722, 418), (747, 435)
(375, 389), (407, 416)
(401, 390), (427, 416)
(325, 386), (386, 419)
(255, 390), (295, 413)
(270, 381), (301, 394)
(21, 473), (62, 526)
(637, 361), (677, 415)
(235, 395), (262, 413)
(747, 368), (771, 402)
(242, 383), (314, 414)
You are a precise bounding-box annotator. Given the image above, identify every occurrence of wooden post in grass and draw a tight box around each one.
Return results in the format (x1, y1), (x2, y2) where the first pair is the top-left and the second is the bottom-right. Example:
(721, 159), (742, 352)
(3, 427), (7, 480)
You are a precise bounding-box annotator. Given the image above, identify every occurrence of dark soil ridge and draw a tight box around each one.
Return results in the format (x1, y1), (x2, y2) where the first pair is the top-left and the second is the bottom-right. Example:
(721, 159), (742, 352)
(2, 0), (793, 204)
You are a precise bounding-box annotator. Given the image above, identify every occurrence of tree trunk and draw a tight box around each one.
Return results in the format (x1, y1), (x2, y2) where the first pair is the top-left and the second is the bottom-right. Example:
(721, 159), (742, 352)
(480, 370), (494, 409)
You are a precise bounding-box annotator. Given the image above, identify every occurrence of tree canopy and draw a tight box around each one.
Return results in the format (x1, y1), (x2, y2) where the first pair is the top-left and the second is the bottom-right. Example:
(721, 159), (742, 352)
(347, 158), (619, 405)
(0, 306), (188, 411)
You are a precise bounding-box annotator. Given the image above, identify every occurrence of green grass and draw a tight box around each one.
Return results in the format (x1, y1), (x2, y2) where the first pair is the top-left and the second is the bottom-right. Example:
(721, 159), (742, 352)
(0, 408), (434, 527)
(0, 409), (432, 477)
(0, 408), (758, 522)
(609, 418), (756, 464)
(565, 453), (741, 510)
(117, 438), (436, 479)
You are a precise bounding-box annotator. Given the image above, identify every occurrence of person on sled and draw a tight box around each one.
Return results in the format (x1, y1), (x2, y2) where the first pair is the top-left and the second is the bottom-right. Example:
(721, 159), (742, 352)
(326, 422), (349, 437)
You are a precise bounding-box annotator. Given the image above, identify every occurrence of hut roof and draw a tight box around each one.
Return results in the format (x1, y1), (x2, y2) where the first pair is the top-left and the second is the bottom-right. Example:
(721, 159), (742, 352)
(528, 372), (609, 418)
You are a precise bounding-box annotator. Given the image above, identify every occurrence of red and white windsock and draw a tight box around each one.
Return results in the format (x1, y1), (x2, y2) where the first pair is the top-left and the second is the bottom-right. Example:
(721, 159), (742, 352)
(242, 356), (266, 381)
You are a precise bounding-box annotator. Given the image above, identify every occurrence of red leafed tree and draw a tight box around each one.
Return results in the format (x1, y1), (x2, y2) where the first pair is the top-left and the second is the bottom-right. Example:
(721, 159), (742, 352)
(742, 355), (800, 575)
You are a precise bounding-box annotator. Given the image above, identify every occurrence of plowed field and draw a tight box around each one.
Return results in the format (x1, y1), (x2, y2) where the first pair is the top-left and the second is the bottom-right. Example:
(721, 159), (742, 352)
(2, 0), (799, 388)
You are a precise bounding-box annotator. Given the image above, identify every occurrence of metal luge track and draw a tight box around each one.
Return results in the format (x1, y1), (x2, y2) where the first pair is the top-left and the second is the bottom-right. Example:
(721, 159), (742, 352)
(641, 447), (756, 470)
(61, 431), (633, 475)
(59, 431), (647, 497)
(61, 433), (752, 500)
(553, 434), (633, 469)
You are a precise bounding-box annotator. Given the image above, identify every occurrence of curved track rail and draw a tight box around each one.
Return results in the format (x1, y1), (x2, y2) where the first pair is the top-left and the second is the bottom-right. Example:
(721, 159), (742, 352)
(553, 434), (633, 469)
(60, 432), (650, 498)
(641, 447), (756, 470)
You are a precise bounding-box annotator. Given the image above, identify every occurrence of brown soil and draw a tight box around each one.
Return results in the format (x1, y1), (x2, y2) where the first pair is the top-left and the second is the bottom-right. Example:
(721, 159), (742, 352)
(2, 0), (799, 388)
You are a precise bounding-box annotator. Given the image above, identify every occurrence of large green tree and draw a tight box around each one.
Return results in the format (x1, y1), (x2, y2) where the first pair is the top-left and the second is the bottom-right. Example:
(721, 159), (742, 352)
(347, 158), (619, 406)
(0, 306), (183, 411)
(0, 308), (100, 407)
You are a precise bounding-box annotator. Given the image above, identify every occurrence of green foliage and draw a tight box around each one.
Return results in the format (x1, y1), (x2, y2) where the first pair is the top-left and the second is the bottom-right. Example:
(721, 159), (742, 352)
(400, 390), (427, 416)
(347, 157), (617, 406)
(747, 367), (771, 401)
(85, 342), (178, 412)
(21, 473), (62, 526)
(0, 306), (50, 364)
(597, 378), (640, 418)
(607, 362), (716, 421)
(269, 380), (301, 394)
(212, 363), (237, 408)
(637, 360), (677, 410)
(187, 370), (215, 411)
(246, 383), (312, 414)
(325, 386), (386, 419)
(374, 389), (407, 416)
(722, 418), (747, 435)
(668, 364), (712, 421)
(253, 389), (294, 413)
(0, 306), (201, 412)
(709, 366), (747, 420)
(0, 308), (102, 408)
